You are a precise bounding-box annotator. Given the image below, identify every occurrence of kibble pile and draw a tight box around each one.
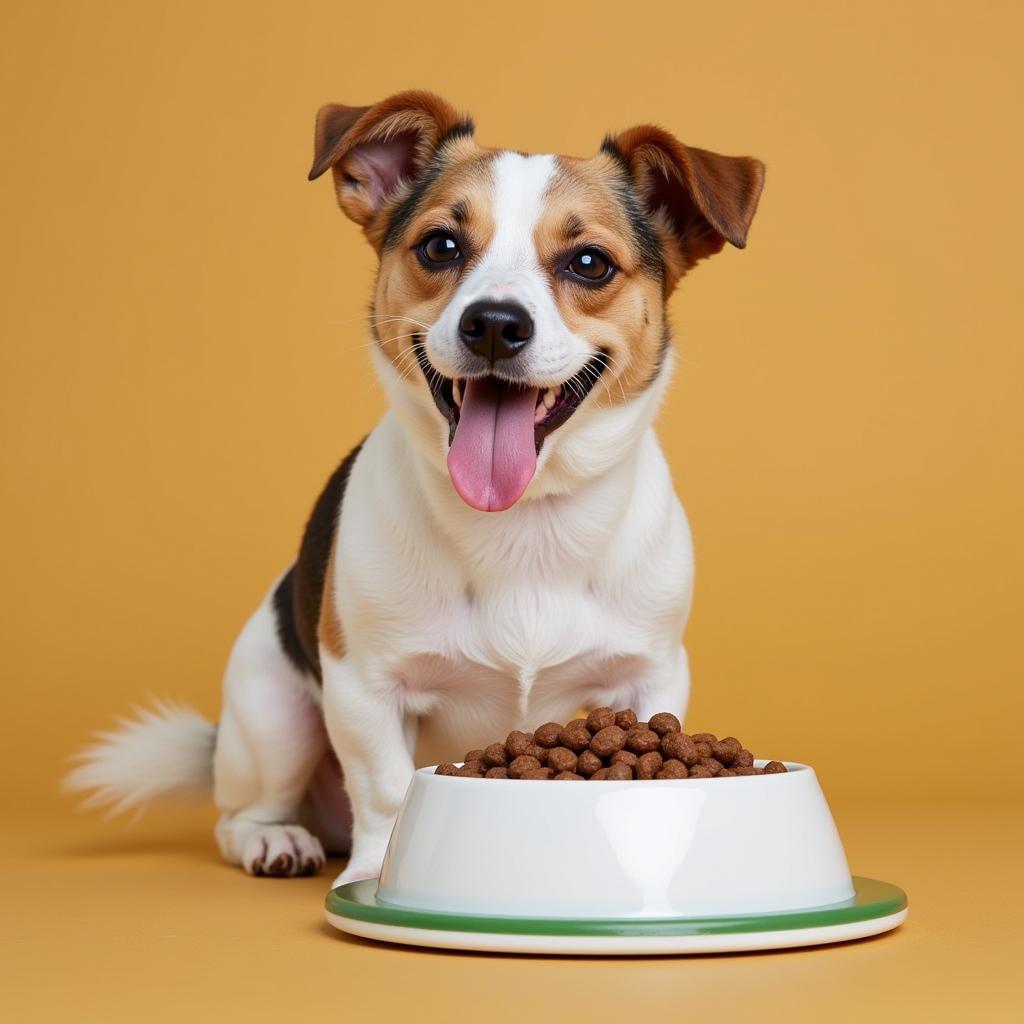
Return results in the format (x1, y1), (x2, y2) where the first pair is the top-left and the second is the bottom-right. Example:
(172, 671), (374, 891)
(434, 708), (787, 780)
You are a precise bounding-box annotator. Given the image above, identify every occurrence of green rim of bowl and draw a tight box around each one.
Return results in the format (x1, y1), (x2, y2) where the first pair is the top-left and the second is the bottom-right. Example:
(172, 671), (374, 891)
(325, 876), (906, 937)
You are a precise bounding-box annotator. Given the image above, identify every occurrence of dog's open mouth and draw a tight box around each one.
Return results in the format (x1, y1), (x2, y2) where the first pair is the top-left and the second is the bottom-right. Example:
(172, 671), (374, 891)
(412, 339), (608, 512)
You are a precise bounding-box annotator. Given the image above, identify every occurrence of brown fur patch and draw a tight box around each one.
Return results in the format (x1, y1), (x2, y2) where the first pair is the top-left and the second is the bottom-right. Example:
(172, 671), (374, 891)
(538, 154), (670, 405)
(372, 137), (497, 369)
(606, 126), (765, 278)
(317, 537), (344, 660)
(309, 91), (470, 247)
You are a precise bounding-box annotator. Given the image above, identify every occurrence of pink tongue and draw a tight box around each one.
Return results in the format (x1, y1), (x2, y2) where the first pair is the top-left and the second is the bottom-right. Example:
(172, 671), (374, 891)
(447, 379), (540, 512)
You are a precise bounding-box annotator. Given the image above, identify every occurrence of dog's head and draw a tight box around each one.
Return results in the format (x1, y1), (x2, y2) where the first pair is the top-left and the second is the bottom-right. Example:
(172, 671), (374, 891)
(310, 91), (764, 512)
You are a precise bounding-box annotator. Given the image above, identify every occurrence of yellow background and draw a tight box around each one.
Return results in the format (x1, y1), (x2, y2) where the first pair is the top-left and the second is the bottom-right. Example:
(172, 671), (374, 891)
(2, 1), (1021, 1019)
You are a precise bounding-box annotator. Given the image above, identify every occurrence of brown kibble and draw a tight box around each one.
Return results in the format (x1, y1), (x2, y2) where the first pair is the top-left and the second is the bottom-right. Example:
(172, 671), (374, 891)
(586, 707), (616, 733)
(525, 744), (550, 765)
(508, 755), (541, 778)
(712, 737), (743, 766)
(547, 747), (579, 774)
(559, 720), (592, 752)
(614, 709), (638, 730)
(661, 731), (699, 765)
(648, 712), (681, 736)
(636, 751), (663, 779)
(444, 715), (775, 783)
(533, 722), (563, 748)
(656, 759), (688, 779)
(590, 725), (627, 758)
(625, 728), (661, 754)
(505, 731), (535, 758)
(482, 743), (508, 768)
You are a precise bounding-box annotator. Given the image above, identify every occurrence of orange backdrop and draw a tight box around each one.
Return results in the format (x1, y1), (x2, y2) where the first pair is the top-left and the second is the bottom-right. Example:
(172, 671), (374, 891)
(2, 0), (1022, 817)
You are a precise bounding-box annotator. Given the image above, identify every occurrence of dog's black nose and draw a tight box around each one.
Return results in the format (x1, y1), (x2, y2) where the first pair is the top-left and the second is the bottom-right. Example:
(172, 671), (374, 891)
(458, 300), (534, 363)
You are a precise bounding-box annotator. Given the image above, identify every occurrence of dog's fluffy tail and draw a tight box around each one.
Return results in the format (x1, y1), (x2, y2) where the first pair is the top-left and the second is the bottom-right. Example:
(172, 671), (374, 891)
(63, 699), (217, 816)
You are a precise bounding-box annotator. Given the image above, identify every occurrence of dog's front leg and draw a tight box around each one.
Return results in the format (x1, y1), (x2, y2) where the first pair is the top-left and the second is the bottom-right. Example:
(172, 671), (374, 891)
(321, 653), (415, 887)
(632, 644), (693, 725)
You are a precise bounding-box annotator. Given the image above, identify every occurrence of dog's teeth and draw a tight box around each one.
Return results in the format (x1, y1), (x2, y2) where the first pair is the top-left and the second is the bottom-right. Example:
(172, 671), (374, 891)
(452, 380), (462, 407)
(542, 387), (557, 409)
(534, 402), (548, 424)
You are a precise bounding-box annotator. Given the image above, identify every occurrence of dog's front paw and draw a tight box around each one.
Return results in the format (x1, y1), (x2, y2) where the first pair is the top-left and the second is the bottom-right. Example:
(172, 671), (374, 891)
(331, 834), (390, 888)
(241, 824), (326, 878)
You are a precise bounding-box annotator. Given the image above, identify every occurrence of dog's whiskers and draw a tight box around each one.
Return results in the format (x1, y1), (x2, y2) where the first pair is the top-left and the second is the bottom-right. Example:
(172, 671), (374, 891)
(580, 351), (626, 406)
(323, 312), (436, 329)
(389, 347), (426, 383)
(563, 375), (584, 403)
(369, 314), (436, 331)
(336, 316), (436, 355)
(584, 352), (626, 405)
(577, 363), (609, 404)
(378, 332), (426, 347)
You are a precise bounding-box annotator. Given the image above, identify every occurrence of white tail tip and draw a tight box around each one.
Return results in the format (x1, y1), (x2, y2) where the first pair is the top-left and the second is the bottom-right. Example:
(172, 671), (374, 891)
(64, 698), (216, 817)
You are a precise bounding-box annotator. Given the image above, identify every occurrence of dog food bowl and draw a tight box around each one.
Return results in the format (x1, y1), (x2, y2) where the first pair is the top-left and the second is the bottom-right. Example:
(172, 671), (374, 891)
(325, 761), (908, 955)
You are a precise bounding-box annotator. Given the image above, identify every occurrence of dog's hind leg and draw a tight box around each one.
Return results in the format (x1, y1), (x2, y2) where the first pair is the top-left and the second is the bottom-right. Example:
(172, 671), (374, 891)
(212, 594), (329, 877)
(298, 748), (353, 856)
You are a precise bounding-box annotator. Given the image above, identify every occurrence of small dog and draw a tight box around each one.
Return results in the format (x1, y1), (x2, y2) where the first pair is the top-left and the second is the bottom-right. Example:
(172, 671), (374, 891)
(67, 91), (764, 885)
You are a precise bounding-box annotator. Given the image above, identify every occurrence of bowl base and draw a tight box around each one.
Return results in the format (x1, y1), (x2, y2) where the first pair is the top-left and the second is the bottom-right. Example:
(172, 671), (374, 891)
(325, 876), (907, 956)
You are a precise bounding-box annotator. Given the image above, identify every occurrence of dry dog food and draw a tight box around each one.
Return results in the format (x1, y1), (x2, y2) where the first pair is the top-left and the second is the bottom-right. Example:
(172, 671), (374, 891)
(434, 708), (788, 780)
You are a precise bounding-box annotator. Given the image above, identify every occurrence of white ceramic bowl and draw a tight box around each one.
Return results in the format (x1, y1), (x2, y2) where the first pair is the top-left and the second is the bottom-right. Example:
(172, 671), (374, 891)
(376, 761), (853, 919)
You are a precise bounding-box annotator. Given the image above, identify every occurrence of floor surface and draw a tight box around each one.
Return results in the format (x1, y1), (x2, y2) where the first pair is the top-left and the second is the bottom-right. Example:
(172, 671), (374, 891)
(4, 798), (1021, 1022)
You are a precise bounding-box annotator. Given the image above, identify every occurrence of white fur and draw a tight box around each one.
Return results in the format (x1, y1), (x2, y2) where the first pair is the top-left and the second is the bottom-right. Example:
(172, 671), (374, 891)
(68, 149), (694, 888)
(322, 402), (692, 884)
(210, 594), (332, 876)
(427, 152), (594, 388)
(64, 699), (216, 815)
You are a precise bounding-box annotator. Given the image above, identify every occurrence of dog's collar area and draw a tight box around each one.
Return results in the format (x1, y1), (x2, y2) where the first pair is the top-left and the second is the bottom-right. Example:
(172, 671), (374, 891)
(412, 338), (609, 452)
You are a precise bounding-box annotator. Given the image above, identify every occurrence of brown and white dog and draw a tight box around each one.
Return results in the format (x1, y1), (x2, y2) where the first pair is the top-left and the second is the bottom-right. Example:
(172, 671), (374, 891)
(67, 91), (764, 885)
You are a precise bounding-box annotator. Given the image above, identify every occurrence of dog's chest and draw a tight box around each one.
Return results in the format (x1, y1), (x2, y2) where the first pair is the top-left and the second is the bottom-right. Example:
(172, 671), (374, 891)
(340, 416), (690, 727)
(458, 579), (619, 672)
(392, 570), (652, 719)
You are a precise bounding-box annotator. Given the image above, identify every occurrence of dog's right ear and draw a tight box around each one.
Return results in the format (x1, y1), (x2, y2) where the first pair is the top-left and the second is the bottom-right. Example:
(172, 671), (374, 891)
(308, 91), (470, 240)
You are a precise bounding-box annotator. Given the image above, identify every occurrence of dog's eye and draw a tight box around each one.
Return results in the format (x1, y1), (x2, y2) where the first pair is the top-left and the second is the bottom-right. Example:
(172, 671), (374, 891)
(566, 248), (614, 284)
(418, 231), (463, 267)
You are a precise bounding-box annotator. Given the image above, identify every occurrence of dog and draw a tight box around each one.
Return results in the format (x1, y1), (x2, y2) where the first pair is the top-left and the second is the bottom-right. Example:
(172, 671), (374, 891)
(66, 91), (764, 886)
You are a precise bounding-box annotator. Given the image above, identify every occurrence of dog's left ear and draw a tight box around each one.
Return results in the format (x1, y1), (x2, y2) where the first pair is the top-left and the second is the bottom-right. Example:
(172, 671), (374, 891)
(605, 125), (765, 282)
(309, 90), (469, 243)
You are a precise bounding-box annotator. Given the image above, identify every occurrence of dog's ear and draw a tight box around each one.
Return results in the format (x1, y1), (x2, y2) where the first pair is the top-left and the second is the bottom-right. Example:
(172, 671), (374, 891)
(309, 90), (470, 239)
(605, 125), (764, 282)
